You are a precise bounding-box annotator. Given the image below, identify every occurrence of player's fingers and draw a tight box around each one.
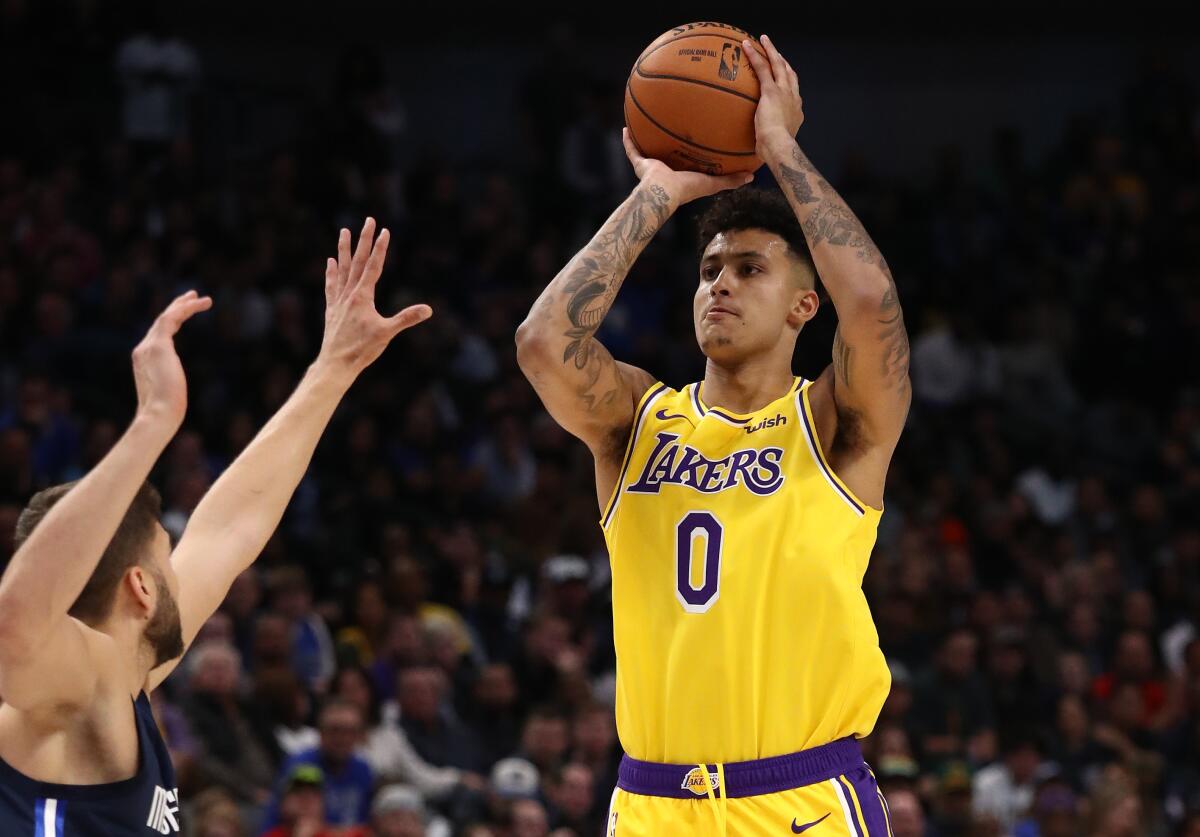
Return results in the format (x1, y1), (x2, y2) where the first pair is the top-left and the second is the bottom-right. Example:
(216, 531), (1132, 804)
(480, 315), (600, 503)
(156, 293), (213, 337)
(325, 257), (338, 304)
(385, 303), (433, 335)
(349, 217), (376, 282)
(337, 227), (352, 289)
(760, 34), (788, 84)
(622, 127), (645, 165)
(359, 227), (391, 290)
(713, 172), (755, 192)
(742, 38), (774, 87)
(150, 290), (197, 332)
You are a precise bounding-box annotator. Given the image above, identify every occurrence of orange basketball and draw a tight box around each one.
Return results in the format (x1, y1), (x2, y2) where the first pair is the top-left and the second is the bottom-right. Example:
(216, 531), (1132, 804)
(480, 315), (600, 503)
(624, 22), (761, 175)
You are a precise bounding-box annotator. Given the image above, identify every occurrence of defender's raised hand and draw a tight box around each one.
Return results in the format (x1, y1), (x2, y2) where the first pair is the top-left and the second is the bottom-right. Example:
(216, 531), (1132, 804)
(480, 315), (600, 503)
(623, 127), (752, 206)
(132, 290), (212, 431)
(743, 34), (805, 160)
(319, 217), (432, 377)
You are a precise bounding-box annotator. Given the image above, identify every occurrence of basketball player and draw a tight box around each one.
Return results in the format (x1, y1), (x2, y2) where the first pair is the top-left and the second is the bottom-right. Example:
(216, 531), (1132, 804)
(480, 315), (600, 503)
(516, 35), (906, 835)
(0, 220), (430, 834)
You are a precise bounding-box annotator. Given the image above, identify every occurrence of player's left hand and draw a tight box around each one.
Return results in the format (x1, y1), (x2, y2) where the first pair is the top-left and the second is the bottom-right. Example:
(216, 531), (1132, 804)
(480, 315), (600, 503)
(743, 34), (805, 159)
(316, 217), (432, 378)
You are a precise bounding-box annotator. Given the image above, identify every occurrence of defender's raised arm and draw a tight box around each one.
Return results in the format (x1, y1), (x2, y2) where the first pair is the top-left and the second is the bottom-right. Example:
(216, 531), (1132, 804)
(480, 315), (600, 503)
(0, 292), (211, 710)
(149, 219), (431, 691)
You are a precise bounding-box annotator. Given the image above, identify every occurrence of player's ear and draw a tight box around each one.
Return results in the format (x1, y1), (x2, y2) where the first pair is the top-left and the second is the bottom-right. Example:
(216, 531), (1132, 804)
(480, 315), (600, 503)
(786, 287), (819, 329)
(126, 565), (155, 618)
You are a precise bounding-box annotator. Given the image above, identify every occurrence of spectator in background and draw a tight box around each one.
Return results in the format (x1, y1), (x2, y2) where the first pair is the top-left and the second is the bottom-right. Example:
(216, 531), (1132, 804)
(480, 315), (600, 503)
(336, 579), (391, 667)
(330, 665), (482, 801)
(568, 703), (619, 803)
(479, 757), (541, 829)
(971, 730), (1043, 834)
(251, 667), (319, 760)
(516, 708), (570, 776)
(884, 788), (926, 837)
(183, 642), (277, 811)
(463, 663), (523, 768)
(544, 762), (597, 836)
(1092, 629), (1170, 729)
(397, 665), (482, 772)
(1013, 776), (1080, 837)
(268, 566), (336, 694)
(114, 9), (200, 151)
(512, 613), (575, 708)
(1048, 693), (1117, 792)
(367, 784), (447, 837)
(260, 765), (357, 837)
(264, 699), (374, 831)
(369, 613), (425, 702)
(1087, 776), (1143, 837)
(912, 629), (996, 765)
(509, 797), (551, 837)
(188, 788), (249, 837)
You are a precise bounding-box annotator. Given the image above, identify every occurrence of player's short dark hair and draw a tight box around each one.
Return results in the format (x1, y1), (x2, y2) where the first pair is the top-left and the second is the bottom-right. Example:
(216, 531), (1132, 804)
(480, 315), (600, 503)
(696, 186), (814, 272)
(13, 480), (162, 625)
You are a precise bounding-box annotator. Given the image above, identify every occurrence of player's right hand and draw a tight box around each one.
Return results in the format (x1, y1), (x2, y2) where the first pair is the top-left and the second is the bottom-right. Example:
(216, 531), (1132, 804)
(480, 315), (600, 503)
(623, 127), (752, 205)
(316, 217), (432, 380)
(132, 290), (212, 431)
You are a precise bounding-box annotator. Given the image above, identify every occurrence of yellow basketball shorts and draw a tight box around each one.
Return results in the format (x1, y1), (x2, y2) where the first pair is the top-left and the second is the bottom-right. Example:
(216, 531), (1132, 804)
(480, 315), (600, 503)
(605, 738), (893, 837)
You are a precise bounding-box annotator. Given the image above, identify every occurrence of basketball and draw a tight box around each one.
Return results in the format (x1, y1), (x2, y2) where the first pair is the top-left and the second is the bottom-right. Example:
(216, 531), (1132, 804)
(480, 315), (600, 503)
(624, 22), (762, 175)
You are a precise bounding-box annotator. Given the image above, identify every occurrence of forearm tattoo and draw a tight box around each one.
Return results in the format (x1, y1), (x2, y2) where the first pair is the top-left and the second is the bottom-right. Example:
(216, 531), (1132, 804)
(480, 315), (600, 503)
(558, 184), (672, 409)
(779, 146), (910, 394)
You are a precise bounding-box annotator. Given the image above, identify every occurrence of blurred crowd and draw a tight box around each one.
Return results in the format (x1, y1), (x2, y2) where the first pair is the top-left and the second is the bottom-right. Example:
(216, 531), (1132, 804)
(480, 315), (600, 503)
(1, 5), (1199, 837)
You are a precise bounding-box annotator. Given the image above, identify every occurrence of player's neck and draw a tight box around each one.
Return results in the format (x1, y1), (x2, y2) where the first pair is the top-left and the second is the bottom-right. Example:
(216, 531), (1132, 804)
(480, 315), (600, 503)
(99, 616), (156, 698)
(701, 358), (795, 415)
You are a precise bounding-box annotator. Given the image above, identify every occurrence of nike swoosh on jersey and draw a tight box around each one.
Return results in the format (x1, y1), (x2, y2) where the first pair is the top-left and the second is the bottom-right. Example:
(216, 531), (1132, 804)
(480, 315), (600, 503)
(791, 812), (831, 833)
(655, 409), (688, 422)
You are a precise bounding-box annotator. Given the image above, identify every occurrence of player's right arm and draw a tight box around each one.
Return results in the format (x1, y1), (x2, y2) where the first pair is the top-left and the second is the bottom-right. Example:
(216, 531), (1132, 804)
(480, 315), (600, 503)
(0, 292), (211, 711)
(516, 131), (750, 494)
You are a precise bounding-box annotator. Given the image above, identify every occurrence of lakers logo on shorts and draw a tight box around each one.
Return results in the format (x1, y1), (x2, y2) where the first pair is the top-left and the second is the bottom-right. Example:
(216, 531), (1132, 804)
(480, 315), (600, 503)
(681, 766), (721, 795)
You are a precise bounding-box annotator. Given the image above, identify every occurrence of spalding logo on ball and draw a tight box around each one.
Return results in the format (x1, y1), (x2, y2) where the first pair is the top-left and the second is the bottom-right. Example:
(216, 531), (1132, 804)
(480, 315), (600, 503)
(624, 22), (763, 176)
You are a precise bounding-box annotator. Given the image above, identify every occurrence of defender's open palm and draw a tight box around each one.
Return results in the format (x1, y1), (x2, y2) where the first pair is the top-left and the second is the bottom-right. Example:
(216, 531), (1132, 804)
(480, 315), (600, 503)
(132, 290), (212, 430)
(320, 218), (432, 376)
(622, 128), (752, 205)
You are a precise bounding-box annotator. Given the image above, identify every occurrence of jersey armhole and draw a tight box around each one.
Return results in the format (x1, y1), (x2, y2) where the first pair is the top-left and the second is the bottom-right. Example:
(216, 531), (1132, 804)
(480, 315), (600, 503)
(599, 382), (670, 530)
(795, 382), (882, 517)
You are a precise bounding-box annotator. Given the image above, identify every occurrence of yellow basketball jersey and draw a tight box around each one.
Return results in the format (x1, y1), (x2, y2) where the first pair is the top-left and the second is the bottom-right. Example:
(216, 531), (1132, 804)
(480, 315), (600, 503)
(601, 377), (890, 765)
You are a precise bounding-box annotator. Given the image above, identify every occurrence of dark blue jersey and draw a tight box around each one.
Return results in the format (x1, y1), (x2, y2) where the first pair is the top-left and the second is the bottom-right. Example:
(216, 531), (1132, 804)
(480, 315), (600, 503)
(0, 692), (179, 835)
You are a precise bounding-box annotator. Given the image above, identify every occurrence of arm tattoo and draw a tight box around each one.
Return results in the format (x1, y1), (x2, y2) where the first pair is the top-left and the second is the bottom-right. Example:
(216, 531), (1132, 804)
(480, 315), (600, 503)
(559, 184), (671, 409)
(832, 327), (852, 388)
(876, 283), (911, 394)
(780, 146), (884, 265)
(779, 144), (912, 397)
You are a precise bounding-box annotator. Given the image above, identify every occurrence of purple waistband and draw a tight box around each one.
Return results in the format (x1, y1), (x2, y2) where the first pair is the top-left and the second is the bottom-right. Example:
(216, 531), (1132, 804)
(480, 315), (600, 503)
(617, 737), (864, 799)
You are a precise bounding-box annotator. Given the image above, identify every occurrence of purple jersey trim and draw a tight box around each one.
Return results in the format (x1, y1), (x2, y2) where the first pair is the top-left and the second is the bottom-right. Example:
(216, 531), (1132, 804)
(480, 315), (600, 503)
(601, 383), (669, 528)
(795, 386), (866, 516)
(617, 737), (865, 799)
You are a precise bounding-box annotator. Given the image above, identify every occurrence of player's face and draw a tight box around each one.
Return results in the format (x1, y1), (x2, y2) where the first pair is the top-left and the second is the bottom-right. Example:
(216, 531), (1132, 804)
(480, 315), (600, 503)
(143, 524), (184, 667)
(693, 229), (816, 364)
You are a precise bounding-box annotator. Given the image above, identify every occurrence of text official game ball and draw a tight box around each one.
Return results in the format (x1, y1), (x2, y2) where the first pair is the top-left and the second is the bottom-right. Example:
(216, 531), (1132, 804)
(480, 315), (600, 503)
(624, 22), (762, 175)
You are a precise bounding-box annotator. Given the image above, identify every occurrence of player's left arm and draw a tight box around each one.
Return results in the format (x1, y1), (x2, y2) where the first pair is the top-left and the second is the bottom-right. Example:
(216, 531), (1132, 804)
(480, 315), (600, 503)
(145, 219), (431, 691)
(746, 37), (911, 472)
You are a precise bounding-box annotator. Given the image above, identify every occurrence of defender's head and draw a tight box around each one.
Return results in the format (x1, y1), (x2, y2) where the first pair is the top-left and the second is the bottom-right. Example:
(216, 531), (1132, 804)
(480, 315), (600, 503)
(694, 187), (819, 365)
(14, 481), (183, 667)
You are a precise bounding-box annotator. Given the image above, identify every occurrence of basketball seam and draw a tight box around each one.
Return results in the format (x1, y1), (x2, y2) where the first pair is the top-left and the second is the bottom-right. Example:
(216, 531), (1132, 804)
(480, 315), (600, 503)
(625, 83), (757, 158)
(635, 33), (759, 105)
